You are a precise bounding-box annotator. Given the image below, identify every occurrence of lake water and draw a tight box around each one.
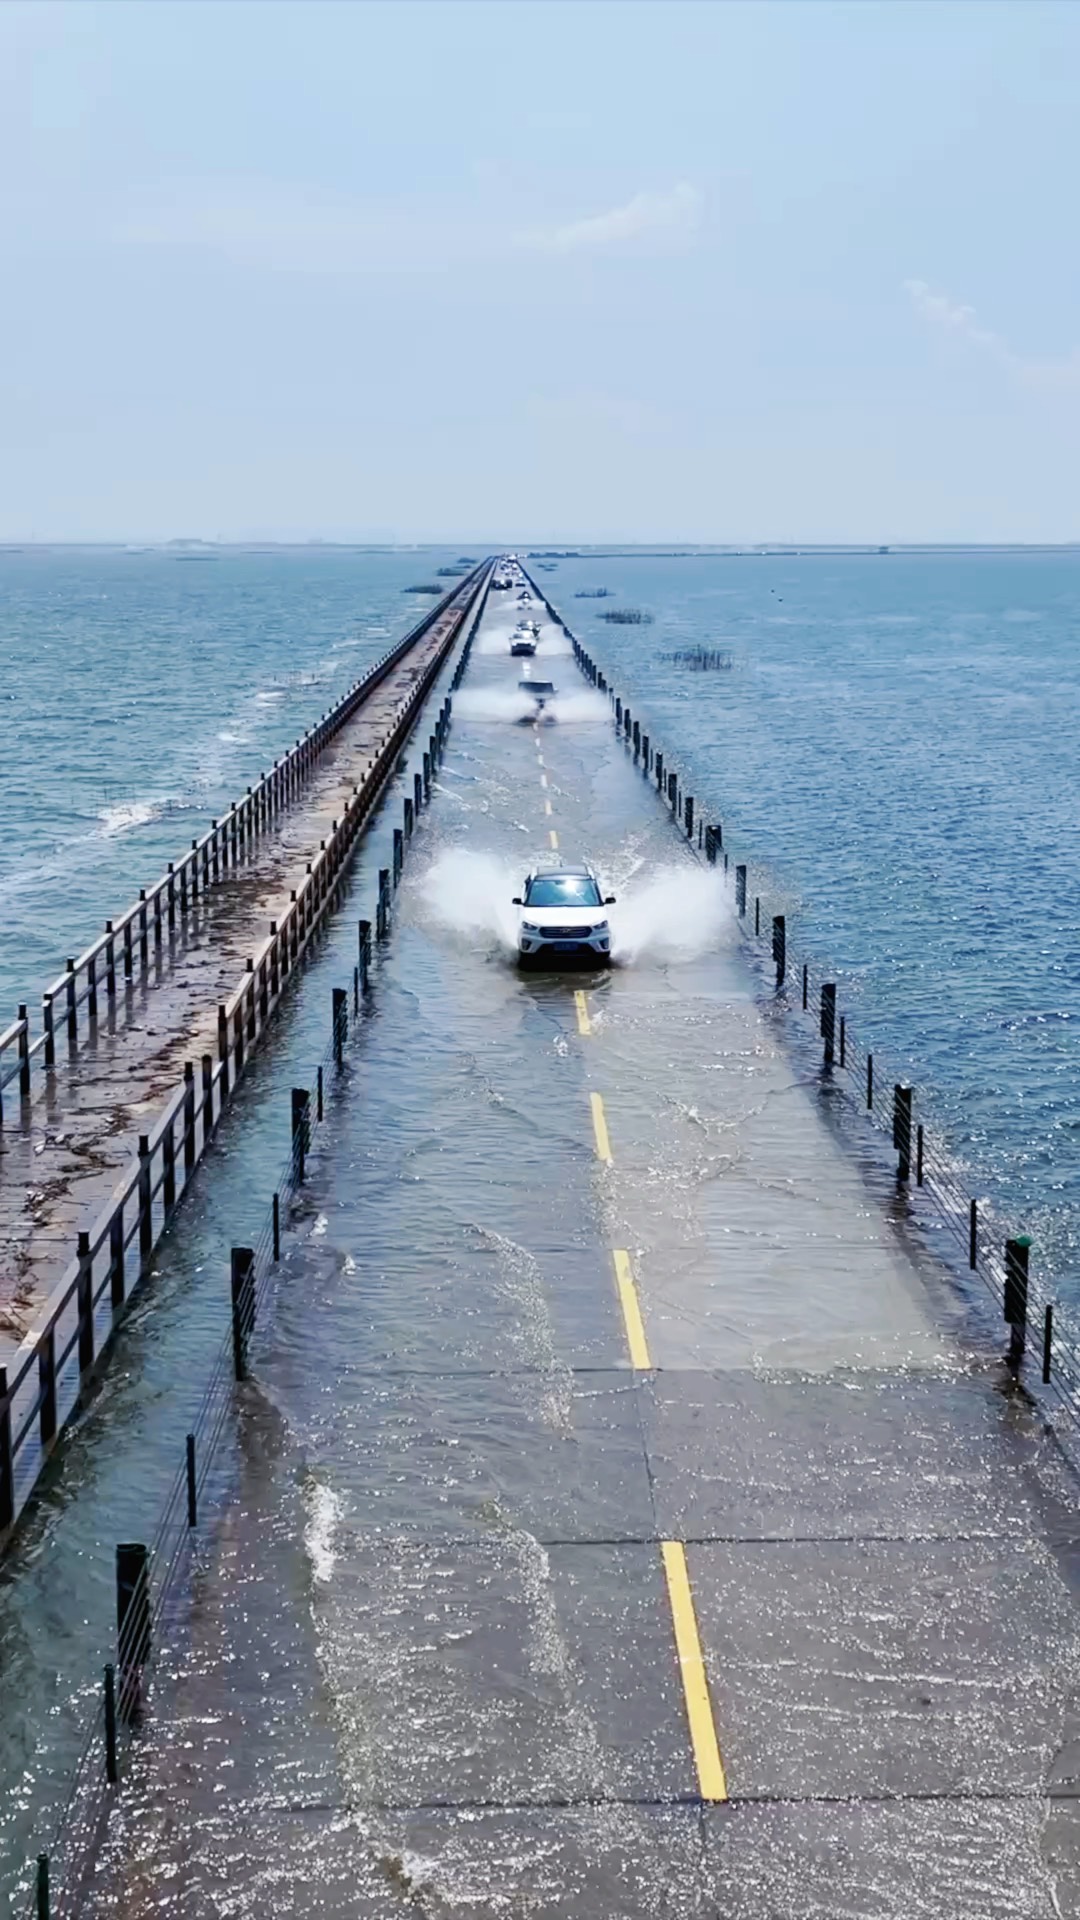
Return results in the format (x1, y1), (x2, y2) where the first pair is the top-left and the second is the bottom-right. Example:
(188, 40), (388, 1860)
(3, 546), (1078, 1299)
(545, 550), (1080, 1302)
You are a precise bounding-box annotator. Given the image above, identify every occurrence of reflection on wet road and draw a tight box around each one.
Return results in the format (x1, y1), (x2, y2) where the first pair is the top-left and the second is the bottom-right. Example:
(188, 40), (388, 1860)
(86, 578), (1080, 1916)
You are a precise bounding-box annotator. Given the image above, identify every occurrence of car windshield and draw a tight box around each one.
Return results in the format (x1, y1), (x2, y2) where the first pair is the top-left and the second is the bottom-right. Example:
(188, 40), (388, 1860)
(524, 874), (603, 908)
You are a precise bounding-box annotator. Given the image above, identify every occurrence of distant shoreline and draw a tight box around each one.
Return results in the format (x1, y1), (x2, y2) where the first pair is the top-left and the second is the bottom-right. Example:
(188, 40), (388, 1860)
(1, 542), (1080, 558)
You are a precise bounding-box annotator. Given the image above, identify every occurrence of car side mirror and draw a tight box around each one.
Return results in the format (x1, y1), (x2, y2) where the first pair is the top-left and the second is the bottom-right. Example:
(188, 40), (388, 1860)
(604, 895), (616, 905)
(512, 897), (522, 906)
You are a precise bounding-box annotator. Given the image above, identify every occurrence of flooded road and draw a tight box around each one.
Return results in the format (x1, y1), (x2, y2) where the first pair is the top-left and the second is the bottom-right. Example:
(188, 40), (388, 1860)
(19, 579), (1080, 1915)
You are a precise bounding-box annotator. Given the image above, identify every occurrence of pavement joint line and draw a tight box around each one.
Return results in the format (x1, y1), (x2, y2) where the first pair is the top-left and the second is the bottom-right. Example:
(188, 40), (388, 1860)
(590, 1090), (612, 1163)
(661, 1539), (729, 1803)
(613, 1248), (652, 1369)
(157, 1786), (1080, 1821)
(574, 990), (592, 1038)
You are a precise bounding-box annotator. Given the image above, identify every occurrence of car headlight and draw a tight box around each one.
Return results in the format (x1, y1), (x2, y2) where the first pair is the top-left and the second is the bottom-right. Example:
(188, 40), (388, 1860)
(521, 921), (542, 934)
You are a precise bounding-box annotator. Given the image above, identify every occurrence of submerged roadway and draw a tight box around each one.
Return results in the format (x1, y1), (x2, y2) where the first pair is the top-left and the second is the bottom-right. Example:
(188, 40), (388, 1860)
(72, 569), (1080, 1916)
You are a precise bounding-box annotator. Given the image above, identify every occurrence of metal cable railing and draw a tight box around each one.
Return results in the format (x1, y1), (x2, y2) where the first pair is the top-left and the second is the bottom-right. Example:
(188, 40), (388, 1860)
(534, 570), (1080, 1439)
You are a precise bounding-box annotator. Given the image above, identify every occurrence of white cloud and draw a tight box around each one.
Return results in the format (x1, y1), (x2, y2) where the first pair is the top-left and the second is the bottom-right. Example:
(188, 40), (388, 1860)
(904, 277), (1080, 389)
(519, 182), (702, 255)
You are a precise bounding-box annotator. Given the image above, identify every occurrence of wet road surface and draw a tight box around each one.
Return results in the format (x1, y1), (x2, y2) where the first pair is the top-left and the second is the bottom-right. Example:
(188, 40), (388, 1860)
(82, 580), (1080, 1916)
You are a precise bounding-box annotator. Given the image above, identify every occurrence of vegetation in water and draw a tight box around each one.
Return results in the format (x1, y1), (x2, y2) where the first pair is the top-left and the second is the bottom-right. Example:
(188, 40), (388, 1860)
(600, 607), (654, 624)
(403, 583), (442, 594)
(661, 646), (734, 671)
(574, 587), (613, 598)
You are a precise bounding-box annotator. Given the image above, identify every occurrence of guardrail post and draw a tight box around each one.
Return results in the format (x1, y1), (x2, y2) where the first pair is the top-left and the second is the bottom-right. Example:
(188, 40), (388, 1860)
(153, 884), (162, 952)
(1043, 1303), (1054, 1383)
(0, 1368), (13, 1532)
(1004, 1234), (1030, 1371)
(138, 1134), (153, 1260)
(104, 1663), (118, 1783)
(867, 1052), (874, 1110)
(201, 1052), (214, 1144)
(969, 1197), (978, 1268)
(18, 1006), (30, 1098)
(123, 918), (133, 981)
(230, 1247), (256, 1381)
(180, 857), (189, 916)
(393, 827), (404, 885)
(292, 1088), (310, 1183)
(138, 892), (149, 972)
(162, 1115), (176, 1213)
(333, 987), (347, 1069)
(754, 896), (760, 935)
(36, 1853), (49, 1920)
(801, 964), (808, 1010)
(632, 719), (641, 758)
(839, 1015), (846, 1067)
(116, 1541), (150, 1721)
(615, 697), (622, 726)
(404, 796), (414, 840)
(218, 1001), (235, 1086)
(186, 1434), (197, 1527)
(110, 1206), (125, 1309)
(423, 751), (432, 800)
(272, 1191), (281, 1261)
(65, 961), (77, 1048)
(667, 771), (677, 810)
(655, 750), (664, 791)
(414, 771), (424, 816)
(916, 1122), (924, 1185)
(358, 920), (372, 992)
(105, 925), (116, 1001)
(167, 864), (176, 931)
(772, 915), (786, 989)
(893, 1083), (912, 1180)
(735, 865), (747, 917)
(233, 1003), (245, 1074)
(376, 870), (390, 939)
(245, 962), (257, 1041)
(641, 732), (650, 769)
(317, 1063), (324, 1123)
(87, 952), (98, 1022)
(77, 1230), (94, 1375)
(820, 983), (836, 1069)
(39, 1328), (57, 1449)
(684, 795), (694, 840)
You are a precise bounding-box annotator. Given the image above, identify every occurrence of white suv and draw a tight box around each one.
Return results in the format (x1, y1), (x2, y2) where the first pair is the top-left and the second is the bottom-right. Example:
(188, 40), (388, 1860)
(513, 865), (615, 966)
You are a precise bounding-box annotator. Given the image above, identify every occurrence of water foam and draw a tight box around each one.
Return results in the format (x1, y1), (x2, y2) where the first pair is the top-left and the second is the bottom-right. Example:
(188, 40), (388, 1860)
(421, 848), (522, 953)
(610, 864), (732, 963)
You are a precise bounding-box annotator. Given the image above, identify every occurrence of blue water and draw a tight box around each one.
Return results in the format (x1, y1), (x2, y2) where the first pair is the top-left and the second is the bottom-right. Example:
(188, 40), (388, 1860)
(547, 551), (1080, 1299)
(3, 546), (1079, 1299)
(0, 548), (464, 1009)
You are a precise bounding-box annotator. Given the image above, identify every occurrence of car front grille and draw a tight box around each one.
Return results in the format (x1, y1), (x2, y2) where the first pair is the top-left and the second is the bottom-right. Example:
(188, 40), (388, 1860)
(542, 926), (589, 940)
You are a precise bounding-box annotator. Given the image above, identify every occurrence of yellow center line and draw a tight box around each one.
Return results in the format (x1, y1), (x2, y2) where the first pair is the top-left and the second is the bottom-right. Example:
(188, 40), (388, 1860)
(613, 1249), (651, 1368)
(589, 1091), (612, 1163)
(661, 1541), (728, 1803)
(573, 989), (592, 1037)
(549, 828), (559, 850)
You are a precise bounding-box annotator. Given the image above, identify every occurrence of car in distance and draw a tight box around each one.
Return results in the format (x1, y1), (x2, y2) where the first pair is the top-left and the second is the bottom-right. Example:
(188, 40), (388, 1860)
(513, 865), (615, 965)
(517, 678), (556, 720)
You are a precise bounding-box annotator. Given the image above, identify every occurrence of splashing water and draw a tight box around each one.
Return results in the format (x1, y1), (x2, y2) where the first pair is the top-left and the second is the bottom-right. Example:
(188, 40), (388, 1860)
(609, 866), (732, 963)
(423, 849), (731, 968)
(453, 688), (538, 724)
(422, 849), (522, 953)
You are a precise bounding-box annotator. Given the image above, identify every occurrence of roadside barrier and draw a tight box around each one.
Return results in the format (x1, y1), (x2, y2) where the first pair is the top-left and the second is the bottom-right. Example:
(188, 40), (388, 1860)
(524, 564), (1077, 1429)
(0, 568), (490, 1557)
(20, 672), (449, 1919)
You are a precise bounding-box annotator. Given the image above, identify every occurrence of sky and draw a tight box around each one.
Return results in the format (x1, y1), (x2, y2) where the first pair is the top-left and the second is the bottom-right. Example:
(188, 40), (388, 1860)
(2, 0), (1079, 544)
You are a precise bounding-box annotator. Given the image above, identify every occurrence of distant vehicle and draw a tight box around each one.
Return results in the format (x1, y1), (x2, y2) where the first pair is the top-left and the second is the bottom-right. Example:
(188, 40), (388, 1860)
(510, 633), (537, 656)
(513, 865), (615, 966)
(518, 678), (556, 719)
